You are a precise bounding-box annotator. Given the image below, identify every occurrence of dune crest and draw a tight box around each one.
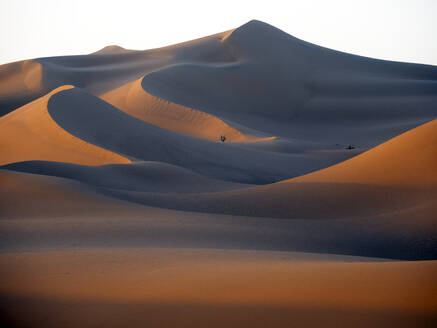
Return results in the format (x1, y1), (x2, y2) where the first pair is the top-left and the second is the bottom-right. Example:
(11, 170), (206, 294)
(0, 86), (130, 166)
(101, 77), (265, 142)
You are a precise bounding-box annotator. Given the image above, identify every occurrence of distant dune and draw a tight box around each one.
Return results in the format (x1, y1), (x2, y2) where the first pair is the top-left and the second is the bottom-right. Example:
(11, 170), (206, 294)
(0, 20), (436, 328)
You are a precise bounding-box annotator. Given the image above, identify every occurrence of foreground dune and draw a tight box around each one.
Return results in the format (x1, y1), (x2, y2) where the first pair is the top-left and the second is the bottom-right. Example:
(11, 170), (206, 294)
(0, 249), (436, 328)
(1, 168), (436, 260)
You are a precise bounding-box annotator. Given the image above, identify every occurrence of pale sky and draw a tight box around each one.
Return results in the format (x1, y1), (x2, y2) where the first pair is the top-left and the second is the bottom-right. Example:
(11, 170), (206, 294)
(0, 0), (436, 66)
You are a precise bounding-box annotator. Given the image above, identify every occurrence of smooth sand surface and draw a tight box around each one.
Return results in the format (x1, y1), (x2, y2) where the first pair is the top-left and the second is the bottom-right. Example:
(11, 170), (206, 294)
(68, 117), (437, 222)
(1, 19), (436, 328)
(0, 86), (129, 166)
(0, 249), (436, 328)
(101, 77), (263, 142)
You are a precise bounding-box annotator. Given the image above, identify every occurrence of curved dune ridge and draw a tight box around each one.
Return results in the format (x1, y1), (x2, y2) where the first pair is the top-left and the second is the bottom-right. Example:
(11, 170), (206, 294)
(0, 85), (130, 166)
(100, 76), (265, 142)
(45, 86), (345, 184)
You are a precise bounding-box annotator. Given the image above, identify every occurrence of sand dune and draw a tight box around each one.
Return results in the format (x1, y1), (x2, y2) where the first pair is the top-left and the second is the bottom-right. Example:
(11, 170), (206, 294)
(141, 20), (437, 147)
(1, 19), (437, 328)
(291, 118), (437, 188)
(0, 86), (129, 166)
(81, 118), (437, 220)
(1, 168), (436, 260)
(0, 29), (234, 117)
(42, 86), (350, 183)
(92, 45), (134, 55)
(101, 76), (263, 142)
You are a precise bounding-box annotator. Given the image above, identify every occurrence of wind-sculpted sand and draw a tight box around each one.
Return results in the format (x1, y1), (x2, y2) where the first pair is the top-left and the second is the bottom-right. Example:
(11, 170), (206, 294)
(0, 20), (436, 328)
(0, 86), (129, 166)
(101, 77), (263, 142)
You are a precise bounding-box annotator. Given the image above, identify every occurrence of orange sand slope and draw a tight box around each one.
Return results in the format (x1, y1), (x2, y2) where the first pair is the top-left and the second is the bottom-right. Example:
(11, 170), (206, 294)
(0, 86), (129, 166)
(101, 76), (265, 142)
(0, 249), (436, 328)
(291, 118), (437, 188)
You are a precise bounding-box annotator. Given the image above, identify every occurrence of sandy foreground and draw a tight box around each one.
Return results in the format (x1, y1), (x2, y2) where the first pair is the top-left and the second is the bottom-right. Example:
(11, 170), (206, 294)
(1, 248), (436, 328)
(0, 20), (436, 327)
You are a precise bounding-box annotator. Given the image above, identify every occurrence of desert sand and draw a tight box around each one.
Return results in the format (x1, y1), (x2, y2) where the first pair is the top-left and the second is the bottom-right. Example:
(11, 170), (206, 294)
(0, 20), (436, 327)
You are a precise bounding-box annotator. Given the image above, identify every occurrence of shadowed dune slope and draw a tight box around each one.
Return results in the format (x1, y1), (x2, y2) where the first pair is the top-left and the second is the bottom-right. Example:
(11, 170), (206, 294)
(45, 87), (347, 184)
(0, 86), (130, 166)
(101, 77), (263, 142)
(0, 29), (234, 117)
(1, 20), (435, 150)
(141, 20), (437, 146)
(99, 118), (437, 219)
(1, 169), (436, 260)
(1, 161), (250, 193)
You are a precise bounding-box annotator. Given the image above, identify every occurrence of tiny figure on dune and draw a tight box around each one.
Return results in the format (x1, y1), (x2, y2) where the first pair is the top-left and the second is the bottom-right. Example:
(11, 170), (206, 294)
(220, 135), (226, 142)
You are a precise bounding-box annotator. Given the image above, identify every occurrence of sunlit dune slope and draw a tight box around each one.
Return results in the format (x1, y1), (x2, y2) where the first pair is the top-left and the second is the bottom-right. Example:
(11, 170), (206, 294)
(101, 77), (261, 142)
(290, 118), (437, 188)
(0, 86), (129, 166)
